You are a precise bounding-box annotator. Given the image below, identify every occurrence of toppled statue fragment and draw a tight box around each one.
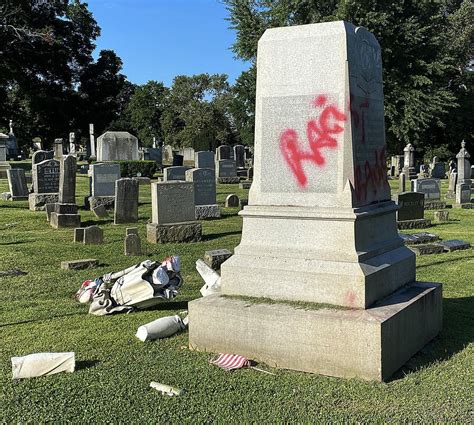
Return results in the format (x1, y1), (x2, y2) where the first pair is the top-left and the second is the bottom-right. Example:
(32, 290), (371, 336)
(136, 314), (187, 342)
(11, 352), (75, 379)
(150, 382), (183, 396)
(196, 259), (221, 296)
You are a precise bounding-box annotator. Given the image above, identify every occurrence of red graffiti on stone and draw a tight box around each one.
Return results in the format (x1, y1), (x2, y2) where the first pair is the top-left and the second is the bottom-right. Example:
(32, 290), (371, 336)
(350, 94), (370, 144)
(280, 95), (347, 187)
(354, 146), (387, 202)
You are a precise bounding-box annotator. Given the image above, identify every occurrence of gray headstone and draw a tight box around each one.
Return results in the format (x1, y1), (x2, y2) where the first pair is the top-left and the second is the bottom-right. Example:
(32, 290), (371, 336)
(185, 168), (216, 205)
(151, 181), (195, 224)
(234, 145), (245, 169)
(435, 239), (471, 252)
(456, 183), (471, 204)
(83, 225), (103, 244)
(0, 145), (6, 162)
(53, 139), (64, 159)
(172, 153), (184, 166)
(96, 131), (139, 161)
(433, 211), (449, 222)
(413, 178), (440, 200)
(147, 147), (162, 165)
(163, 166), (187, 181)
(195, 151), (215, 169)
(392, 192), (425, 221)
(74, 228), (85, 243)
(114, 178), (139, 224)
(225, 194), (239, 207)
(456, 141), (471, 184)
(32, 150), (54, 165)
(126, 227), (139, 236)
(7, 169), (29, 199)
(33, 159), (60, 193)
(430, 162), (445, 179)
(124, 233), (141, 256)
(448, 171), (457, 193)
(216, 160), (237, 179)
(92, 204), (108, 218)
(399, 172), (406, 193)
(216, 145), (231, 160)
(58, 155), (76, 204)
(90, 163), (121, 196)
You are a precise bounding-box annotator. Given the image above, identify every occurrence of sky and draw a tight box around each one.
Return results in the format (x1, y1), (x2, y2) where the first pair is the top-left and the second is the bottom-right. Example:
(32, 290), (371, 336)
(86, 0), (251, 87)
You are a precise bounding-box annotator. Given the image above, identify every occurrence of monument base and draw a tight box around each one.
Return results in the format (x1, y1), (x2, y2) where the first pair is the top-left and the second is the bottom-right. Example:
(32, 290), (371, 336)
(195, 204), (221, 220)
(50, 212), (81, 229)
(147, 222), (202, 243)
(217, 177), (240, 184)
(89, 196), (115, 211)
(29, 193), (59, 211)
(189, 281), (442, 381)
(424, 201), (446, 210)
(452, 203), (474, 209)
(408, 244), (444, 255)
(397, 219), (431, 230)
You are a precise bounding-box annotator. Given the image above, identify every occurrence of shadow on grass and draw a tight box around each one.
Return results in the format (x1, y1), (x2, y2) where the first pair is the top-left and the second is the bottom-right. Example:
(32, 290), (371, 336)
(0, 311), (85, 328)
(80, 219), (113, 227)
(202, 230), (242, 241)
(389, 295), (474, 382)
(417, 252), (473, 269)
(76, 360), (100, 371)
(0, 240), (34, 246)
(147, 300), (189, 311)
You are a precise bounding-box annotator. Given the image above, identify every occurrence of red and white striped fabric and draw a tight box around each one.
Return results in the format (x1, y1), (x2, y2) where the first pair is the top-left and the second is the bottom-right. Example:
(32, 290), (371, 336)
(210, 353), (251, 371)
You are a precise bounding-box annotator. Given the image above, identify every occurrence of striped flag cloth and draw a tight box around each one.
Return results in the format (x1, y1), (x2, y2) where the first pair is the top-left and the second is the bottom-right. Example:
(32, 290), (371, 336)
(210, 353), (251, 371)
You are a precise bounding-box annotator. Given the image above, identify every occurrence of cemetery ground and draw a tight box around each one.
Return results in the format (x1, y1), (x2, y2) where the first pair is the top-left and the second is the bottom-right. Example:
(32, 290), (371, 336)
(0, 174), (472, 423)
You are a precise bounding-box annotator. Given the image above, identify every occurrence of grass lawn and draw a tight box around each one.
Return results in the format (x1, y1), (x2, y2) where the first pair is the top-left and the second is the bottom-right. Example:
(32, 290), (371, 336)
(0, 170), (472, 423)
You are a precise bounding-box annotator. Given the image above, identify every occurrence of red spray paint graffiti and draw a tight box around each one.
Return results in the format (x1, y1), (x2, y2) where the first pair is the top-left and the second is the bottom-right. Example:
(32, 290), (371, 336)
(350, 94), (370, 144)
(280, 95), (347, 187)
(354, 146), (387, 202)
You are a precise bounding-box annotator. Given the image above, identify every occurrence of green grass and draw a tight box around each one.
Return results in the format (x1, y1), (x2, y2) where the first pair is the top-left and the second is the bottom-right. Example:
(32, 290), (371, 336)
(0, 173), (473, 423)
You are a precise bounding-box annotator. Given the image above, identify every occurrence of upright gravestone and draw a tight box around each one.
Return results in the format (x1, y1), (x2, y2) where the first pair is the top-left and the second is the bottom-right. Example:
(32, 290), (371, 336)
(398, 172), (406, 193)
(96, 131), (138, 161)
(413, 177), (446, 209)
(172, 152), (184, 166)
(7, 169), (29, 200)
(185, 168), (220, 219)
(454, 141), (472, 207)
(29, 159), (60, 210)
(163, 166), (187, 181)
(53, 139), (64, 159)
(50, 155), (80, 229)
(446, 171), (457, 199)
(216, 145), (231, 161)
(147, 181), (202, 243)
(234, 145), (246, 169)
(69, 132), (76, 156)
(0, 139), (11, 178)
(402, 143), (417, 179)
(215, 159), (239, 184)
(392, 192), (430, 229)
(195, 151), (215, 170)
(114, 178), (139, 224)
(188, 21), (441, 382)
(430, 157), (445, 179)
(89, 163), (121, 210)
(31, 150), (54, 192)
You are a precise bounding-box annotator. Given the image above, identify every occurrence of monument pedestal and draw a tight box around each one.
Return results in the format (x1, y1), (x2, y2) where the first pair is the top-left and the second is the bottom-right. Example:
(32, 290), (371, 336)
(50, 203), (80, 228)
(195, 204), (221, 220)
(0, 163), (11, 179)
(29, 193), (59, 211)
(397, 218), (431, 229)
(189, 281), (442, 381)
(147, 222), (202, 243)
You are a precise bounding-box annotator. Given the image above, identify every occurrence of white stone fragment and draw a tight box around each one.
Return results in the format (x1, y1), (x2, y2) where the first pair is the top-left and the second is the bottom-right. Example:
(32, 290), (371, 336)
(196, 259), (221, 296)
(135, 315), (185, 342)
(11, 352), (75, 379)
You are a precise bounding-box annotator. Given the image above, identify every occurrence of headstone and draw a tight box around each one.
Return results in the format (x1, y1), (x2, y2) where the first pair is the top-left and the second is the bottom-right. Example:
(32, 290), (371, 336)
(402, 143), (417, 179)
(53, 138), (64, 159)
(399, 172), (406, 193)
(96, 131), (139, 161)
(216, 145), (231, 160)
(433, 211), (449, 223)
(74, 228), (85, 243)
(90, 163), (121, 196)
(61, 259), (98, 270)
(435, 239), (471, 252)
(412, 178), (440, 200)
(195, 151), (215, 169)
(455, 183), (471, 205)
(126, 227), (139, 236)
(234, 145), (245, 169)
(92, 204), (108, 219)
(204, 249), (232, 270)
(430, 159), (445, 179)
(163, 166), (187, 181)
(392, 192), (430, 229)
(7, 169), (29, 200)
(58, 155), (77, 204)
(409, 244), (444, 255)
(225, 194), (239, 208)
(146, 147), (162, 166)
(247, 167), (254, 180)
(84, 226), (103, 244)
(445, 171), (457, 199)
(0, 142), (12, 178)
(30, 158), (60, 214)
(172, 153), (184, 166)
(179, 147), (195, 162)
(216, 160), (239, 184)
(89, 123), (96, 158)
(189, 21), (441, 382)
(114, 178), (139, 224)
(125, 233), (141, 256)
(32, 150), (54, 166)
(390, 155), (403, 176)
(163, 145), (173, 163)
(185, 168), (220, 219)
(69, 132), (76, 155)
(147, 181), (202, 243)
(455, 141), (472, 206)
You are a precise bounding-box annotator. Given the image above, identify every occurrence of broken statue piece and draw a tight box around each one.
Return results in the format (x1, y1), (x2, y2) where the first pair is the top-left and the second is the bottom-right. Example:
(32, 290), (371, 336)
(150, 382), (183, 397)
(11, 352), (75, 379)
(196, 259), (221, 296)
(135, 315), (187, 342)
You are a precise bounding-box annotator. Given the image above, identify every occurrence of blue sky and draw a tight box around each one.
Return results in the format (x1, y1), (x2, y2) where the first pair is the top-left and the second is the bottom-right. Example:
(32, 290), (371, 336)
(86, 0), (251, 86)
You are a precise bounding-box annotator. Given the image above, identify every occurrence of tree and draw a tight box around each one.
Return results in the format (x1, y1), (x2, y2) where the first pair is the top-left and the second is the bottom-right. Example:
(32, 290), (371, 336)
(161, 74), (236, 150)
(0, 0), (100, 147)
(224, 0), (473, 154)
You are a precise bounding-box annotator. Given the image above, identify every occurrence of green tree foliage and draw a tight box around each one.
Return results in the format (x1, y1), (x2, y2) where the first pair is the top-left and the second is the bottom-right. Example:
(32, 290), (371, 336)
(224, 0), (473, 155)
(0, 0), (100, 147)
(161, 73), (236, 150)
(117, 81), (169, 146)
